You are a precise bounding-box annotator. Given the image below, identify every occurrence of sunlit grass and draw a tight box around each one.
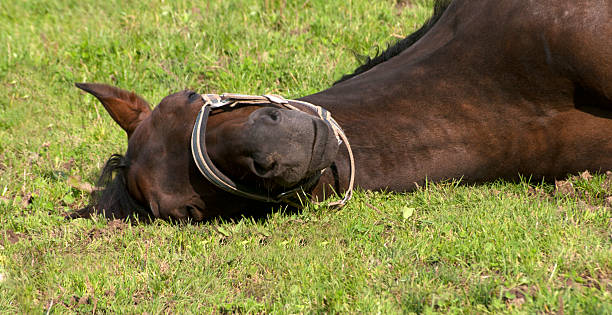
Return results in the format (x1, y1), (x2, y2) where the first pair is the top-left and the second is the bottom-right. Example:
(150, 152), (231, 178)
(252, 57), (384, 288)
(0, 0), (610, 313)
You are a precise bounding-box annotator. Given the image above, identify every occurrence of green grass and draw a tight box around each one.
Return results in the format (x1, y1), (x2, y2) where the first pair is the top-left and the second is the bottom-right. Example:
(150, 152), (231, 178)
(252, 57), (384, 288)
(0, 0), (610, 313)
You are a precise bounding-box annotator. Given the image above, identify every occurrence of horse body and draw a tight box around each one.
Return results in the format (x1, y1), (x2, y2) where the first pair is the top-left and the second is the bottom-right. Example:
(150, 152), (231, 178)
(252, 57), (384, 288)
(305, 0), (612, 197)
(73, 0), (612, 220)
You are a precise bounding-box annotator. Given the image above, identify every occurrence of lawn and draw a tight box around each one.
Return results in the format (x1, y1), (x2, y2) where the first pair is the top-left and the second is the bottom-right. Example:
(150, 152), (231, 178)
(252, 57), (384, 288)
(0, 0), (610, 313)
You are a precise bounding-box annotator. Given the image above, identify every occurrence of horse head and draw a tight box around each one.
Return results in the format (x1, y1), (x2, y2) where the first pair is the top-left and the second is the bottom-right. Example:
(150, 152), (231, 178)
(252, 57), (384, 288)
(73, 83), (340, 221)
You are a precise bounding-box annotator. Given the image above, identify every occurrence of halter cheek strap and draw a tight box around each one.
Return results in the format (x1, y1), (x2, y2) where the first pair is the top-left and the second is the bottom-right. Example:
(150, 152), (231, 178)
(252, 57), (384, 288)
(190, 93), (355, 208)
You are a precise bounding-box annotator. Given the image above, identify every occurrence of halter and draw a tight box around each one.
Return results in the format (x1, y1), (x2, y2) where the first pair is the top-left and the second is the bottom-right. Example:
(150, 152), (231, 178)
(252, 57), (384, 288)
(190, 93), (355, 209)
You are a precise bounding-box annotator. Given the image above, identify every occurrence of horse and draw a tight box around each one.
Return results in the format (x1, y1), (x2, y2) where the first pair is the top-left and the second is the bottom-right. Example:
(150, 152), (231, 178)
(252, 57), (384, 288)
(70, 0), (612, 221)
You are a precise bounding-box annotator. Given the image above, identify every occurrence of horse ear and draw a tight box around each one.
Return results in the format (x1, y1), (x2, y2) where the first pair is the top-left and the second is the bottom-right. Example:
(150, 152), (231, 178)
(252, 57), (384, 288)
(75, 83), (152, 137)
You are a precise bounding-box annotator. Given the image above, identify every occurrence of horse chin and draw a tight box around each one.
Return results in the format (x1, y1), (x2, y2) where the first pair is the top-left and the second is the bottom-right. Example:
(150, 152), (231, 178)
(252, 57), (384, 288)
(308, 117), (340, 172)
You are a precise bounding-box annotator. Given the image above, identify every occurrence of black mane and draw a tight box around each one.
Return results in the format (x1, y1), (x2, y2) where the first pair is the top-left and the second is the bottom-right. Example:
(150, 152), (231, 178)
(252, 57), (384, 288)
(335, 0), (452, 84)
(69, 154), (149, 221)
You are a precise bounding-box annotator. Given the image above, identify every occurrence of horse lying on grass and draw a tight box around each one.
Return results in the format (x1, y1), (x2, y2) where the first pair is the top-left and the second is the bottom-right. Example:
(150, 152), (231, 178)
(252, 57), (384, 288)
(70, 0), (612, 221)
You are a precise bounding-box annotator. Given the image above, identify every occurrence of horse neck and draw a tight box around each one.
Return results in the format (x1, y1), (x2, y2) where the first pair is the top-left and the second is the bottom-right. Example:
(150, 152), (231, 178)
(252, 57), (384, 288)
(298, 2), (578, 196)
(298, 66), (446, 197)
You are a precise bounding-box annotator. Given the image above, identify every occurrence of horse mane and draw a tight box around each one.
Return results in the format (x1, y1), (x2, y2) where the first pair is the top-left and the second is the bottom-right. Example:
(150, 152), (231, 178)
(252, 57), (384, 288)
(69, 154), (149, 220)
(335, 0), (452, 84)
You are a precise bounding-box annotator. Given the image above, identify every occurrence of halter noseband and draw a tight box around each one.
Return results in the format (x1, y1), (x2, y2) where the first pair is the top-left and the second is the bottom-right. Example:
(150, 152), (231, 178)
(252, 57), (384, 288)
(190, 93), (355, 209)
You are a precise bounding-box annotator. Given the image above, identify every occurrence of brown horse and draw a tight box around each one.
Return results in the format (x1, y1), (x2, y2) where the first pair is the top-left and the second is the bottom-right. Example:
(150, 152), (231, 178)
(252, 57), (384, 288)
(71, 0), (612, 221)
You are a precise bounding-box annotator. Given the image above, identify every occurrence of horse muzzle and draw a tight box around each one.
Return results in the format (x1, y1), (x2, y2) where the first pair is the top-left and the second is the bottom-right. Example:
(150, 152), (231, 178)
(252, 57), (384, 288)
(245, 106), (340, 186)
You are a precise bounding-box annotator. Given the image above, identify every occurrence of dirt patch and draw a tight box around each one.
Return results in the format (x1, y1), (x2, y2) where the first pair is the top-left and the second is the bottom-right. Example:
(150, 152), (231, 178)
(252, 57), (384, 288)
(526, 170), (612, 209)
(69, 295), (92, 306)
(21, 192), (34, 209)
(0, 154), (6, 171)
(43, 278), (100, 312)
(226, 266), (271, 305)
(61, 158), (75, 171)
(87, 220), (129, 239)
(104, 289), (116, 297)
(0, 192), (37, 209)
(27, 152), (40, 165)
(394, 0), (414, 14)
(0, 229), (30, 246)
(290, 25), (311, 36)
(554, 170), (598, 197)
(44, 294), (95, 313)
(132, 289), (149, 305)
(502, 285), (538, 308)
(602, 171), (612, 192)
(605, 196), (612, 207)
(554, 180), (575, 197)
(527, 186), (551, 200)
(564, 270), (612, 292)
(578, 170), (594, 181)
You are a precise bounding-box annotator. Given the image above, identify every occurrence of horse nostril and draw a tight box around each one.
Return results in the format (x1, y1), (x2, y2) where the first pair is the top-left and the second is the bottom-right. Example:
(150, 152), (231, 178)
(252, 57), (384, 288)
(251, 159), (278, 177)
(268, 109), (280, 122)
(254, 108), (281, 124)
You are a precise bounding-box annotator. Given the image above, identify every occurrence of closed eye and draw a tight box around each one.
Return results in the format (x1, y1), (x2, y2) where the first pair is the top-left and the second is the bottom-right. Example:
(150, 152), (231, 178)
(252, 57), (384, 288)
(188, 91), (200, 101)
